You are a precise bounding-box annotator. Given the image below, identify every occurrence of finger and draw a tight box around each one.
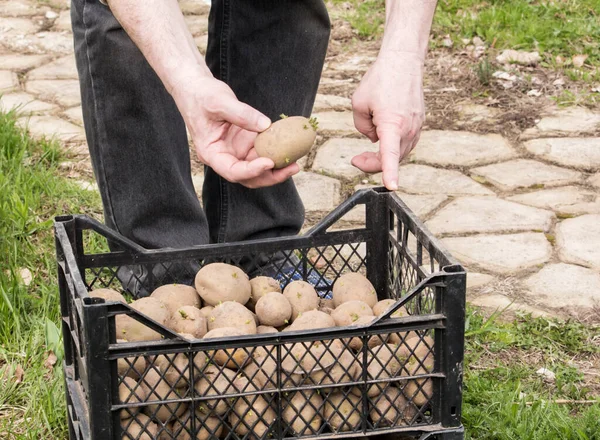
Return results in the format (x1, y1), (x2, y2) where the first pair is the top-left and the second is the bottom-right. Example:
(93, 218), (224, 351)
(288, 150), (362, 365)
(352, 108), (379, 143)
(377, 127), (402, 191)
(218, 96), (271, 133)
(351, 151), (382, 173)
(204, 147), (274, 182)
(240, 163), (300, 189)
(226, 127), (258, 159)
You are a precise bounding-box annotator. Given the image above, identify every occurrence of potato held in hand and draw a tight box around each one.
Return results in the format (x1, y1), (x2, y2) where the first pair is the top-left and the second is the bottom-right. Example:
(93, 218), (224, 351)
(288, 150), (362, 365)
(254, 116), (317, 169)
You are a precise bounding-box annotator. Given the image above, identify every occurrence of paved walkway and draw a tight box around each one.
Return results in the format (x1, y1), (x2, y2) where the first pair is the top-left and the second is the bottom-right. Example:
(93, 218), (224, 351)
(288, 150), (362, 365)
(1, 0), (599, 321)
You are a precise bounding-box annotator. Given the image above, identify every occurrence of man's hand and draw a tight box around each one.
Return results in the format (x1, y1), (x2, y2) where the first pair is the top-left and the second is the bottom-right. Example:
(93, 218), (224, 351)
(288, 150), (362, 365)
(171, 76), (299, 188)
(351, 0), (437, 191)
(351, 52), (425, 190)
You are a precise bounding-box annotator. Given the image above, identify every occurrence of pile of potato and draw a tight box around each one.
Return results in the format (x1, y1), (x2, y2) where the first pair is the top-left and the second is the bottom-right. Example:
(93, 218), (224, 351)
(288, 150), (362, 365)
(91, 263), (434, 440)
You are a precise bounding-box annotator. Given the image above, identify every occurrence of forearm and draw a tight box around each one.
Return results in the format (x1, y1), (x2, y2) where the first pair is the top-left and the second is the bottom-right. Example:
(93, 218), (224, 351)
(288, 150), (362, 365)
(106, 0), (211, 94)
(381, 0), (438, 62)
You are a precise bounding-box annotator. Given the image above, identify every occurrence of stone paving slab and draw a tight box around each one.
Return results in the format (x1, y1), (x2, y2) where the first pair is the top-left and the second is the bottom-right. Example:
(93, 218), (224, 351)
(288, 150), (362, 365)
(312, 111), (356, 135)
(0, 70), (18, 92)
(312, 137), (379, 179)
(466, 272), (495, 290)
(524, 137), (600, 171)
(0, 91), (58, 114)
(313, 94), (352, 112)
(589, 173), (600, 189)
(507, 186), (600, 215)
(426, 197), (555, 235)
(183, 15), (208, 37)
(25, 78), (81, 107)
(293, 172), (341, 212)
(409, 130), (516, 167)
(178, 0), (210, 15)
(28, 54), (78, 80)
(373, 164), (494, 196)
(53, 10), (71, 32)
(471, 159), (583, 191)
(63, 106), (83, 126)
(0, 53), (51, 71)
(522, 107), (600, 139)
(18, 115), (85, 142)
(524, 263), (600, 309)
(0, 0), (43, 17)
(442, 233), (552, 274)
(470, 294), (551, 318)
(556, 214), (600, 270)
(0, 17), (38, 37)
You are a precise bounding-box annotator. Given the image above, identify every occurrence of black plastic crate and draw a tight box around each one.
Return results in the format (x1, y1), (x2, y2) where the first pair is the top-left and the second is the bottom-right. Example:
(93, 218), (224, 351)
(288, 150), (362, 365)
(55, 187), (466, 440)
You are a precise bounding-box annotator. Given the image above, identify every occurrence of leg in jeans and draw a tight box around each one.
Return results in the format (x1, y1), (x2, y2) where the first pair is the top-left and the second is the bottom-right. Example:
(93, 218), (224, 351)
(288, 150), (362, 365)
(71, 0), (209, 294)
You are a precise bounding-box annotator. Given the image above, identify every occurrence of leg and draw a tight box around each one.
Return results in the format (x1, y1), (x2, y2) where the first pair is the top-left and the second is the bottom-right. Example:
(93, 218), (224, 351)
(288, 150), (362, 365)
(203, 0), (331, 244)
(71, 0), (209, 293)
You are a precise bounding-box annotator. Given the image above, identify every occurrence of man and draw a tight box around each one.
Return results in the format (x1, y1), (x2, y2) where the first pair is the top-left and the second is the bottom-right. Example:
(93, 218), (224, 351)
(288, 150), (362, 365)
(71, 0), (437, 291)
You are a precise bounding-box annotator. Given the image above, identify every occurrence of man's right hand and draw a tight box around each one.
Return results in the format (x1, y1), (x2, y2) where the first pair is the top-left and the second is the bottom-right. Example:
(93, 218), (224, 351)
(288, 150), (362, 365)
(171, 76), (300, 189)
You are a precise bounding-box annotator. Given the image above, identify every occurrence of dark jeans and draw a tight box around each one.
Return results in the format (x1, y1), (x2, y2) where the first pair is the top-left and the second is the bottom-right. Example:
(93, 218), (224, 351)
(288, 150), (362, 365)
(71, 0), (330, 293)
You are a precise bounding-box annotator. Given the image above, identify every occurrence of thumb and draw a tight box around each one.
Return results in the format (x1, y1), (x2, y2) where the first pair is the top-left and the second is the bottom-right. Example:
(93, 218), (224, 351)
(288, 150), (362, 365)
(218, 96), (271, 133)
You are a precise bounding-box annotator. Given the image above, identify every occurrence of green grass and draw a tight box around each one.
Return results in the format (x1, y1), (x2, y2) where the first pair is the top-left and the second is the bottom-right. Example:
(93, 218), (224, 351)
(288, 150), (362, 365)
(0, 110), (101, 439)
(330, 0), (600, 67)
(0, 110), (598, 438)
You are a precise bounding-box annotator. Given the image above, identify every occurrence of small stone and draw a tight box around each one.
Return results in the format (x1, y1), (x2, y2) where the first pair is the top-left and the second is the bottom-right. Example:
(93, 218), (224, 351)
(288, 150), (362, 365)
(0, 0), (41, 17)
(313, 94), (352, 112)
(26, 79), (81, 107)
(19, 268), (33, 286)
(471, 159), (582, 191)
(18, 115), (85, 142)
(0, 92), (58, 114)
(332, 54), (376, 73)
(184, 15), (208, 36)
(556, 214), (600, 269)
(426, 197), (554, 235)
(0, 53), (51, 71)
(470, 294), (550, 318)
(28, 55), (78, 80)
(409, 130), (516, 167)
(466, 273), (495, 290)
(522, 107), (600, 138)
(63, 106), (83, 126)
(456, 104), (499, 123)
(373, 164), (494, 196)
(312, 138), (378, 179)
(72, 179), (98, 191)
(536, 368), (556, 383)
(524, 263), (600, 309)
(507, 186), (600, 215)
(524, 137), (600, 171)
(311, 111), (356, 135)
(293, 172), (341, 212)
(442, 233), (552, 274)
(496, 49), (541, 66)
(45, 10), (58, 20)
(589, 173), (600, 189)
(53, 10), (71, 31)
(0, 70), (19, 92)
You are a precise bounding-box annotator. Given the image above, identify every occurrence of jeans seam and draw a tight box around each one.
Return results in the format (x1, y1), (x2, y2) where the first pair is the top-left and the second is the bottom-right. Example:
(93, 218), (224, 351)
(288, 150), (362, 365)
(81, 0), (121, 235)
(217, 0), (231, 243)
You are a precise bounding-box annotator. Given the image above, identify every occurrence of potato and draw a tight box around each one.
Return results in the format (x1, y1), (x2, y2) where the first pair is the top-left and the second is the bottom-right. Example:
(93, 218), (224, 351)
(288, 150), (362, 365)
(256, 325), (278, 334)
(169, 305), (207, 338)
(309, 347), (358, 393)
(198, 306), (214, 319)
(141, 367), (187, 423)
(255, 292), (292, 327)
(344, 315), (378, 351)
(121, 414), (158, 440)
(332, 272), (378, 308)
(369, 387), (418, 427)
(324, 392), (363, 432)
(399, 335), (434, 374)
(150, 284), (201, 315)
(118, 377), (147, 420)
(90, 288), (126, 303)
(285, 309), (336, 331)
(116, 339), (147, 379)
(206, 301), (256, 335)
(171, 408), (224, 440)
(403, 377), (433, 407)
(229, 376), (276, 439)
(353, 343), (407, 397)
(282, 281), (320, 321)
(319, 297), (335, 311)
(331, 300), (374, 327)
(195, 263), (251, 306)
(373, 299), (396, 316)
(194, 365), (237, 416)
(282, 339), (343, 375)
(283, 390), (323, 435)
(117, 297), (170, 342)
(254, 116), (317, 169)
(244, 353), (304, 390)
(153, 348), (207, 388)
(157, 422), (174, 440)
(203, 327), (250, 369)
(248, 276), (281, 309)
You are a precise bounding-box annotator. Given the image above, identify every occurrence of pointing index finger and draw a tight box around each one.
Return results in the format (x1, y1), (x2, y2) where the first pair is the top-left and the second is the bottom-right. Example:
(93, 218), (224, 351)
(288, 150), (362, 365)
(378, 127), (402, 191)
